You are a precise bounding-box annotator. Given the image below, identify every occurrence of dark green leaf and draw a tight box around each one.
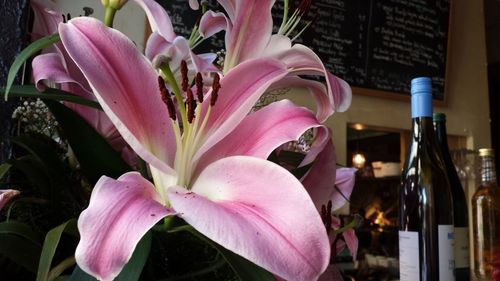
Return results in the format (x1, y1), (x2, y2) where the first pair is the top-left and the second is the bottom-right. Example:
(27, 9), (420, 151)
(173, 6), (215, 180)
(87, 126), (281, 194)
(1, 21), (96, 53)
(4, 85), (101, 109)
(0, 221), (42, 247)
(0, 163), (12, 180)
(70, 232), (152, 281)
(12, 135), (67, 179)
(44, 100), (131, 183)
(216, 246), (275, 281)
(37, 219), (77, 281)
(170, 226), (275, 281)
(0, 222), (42, 272)
(4, 33), (60, 100)
(10, 156), (51, 194)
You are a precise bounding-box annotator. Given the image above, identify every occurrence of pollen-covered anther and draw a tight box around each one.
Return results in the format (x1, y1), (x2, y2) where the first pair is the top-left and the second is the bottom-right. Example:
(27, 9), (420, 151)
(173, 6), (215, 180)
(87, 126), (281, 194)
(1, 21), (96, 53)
(158, 76), (177, 121)
(181, 60), (189, 92)
(186, 88), (196, 123)
(195, 73), (204, 103)
(210, 73), (221, 106)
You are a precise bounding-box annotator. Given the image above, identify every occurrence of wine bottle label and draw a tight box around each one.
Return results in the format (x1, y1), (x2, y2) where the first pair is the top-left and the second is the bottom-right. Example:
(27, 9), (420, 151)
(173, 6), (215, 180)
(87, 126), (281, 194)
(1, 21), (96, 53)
(439, 225), (455, 281)
(399, 231), (420, 281)
(454, 226), (470, 268)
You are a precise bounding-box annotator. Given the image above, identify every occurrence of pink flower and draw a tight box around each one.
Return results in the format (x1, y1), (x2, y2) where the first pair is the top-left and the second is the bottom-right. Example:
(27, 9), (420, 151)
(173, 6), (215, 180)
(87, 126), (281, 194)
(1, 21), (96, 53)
(0, 189), (20, 211)
(59, 17), (334, 281)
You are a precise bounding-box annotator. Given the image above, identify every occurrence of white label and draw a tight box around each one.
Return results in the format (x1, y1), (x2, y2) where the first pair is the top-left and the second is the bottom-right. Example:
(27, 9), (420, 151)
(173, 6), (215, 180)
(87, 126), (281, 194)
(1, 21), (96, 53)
(454, 227), (470, 268)
(439, 225), (455, 281)
(399, 231), (420, 281)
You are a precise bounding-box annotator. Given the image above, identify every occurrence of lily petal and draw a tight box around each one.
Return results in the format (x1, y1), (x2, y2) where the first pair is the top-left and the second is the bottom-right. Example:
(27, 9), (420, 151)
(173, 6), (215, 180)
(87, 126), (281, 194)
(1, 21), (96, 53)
(30, 0), (60, 40)
(269, 43), (352, 113)
(189, 0), (199, 10)
(222, 0), (275, 70)
(332, 167), (357, 210)
(59, 17), (176, 174)
(194, 58), (287, 162)
(302, 137), (337, 209)
(132, 0), (176, 41)
(168, 156), (330, 281)
(0, 189), (20, 211)
(197, 100), (322, 174)
(76, 172), (173, 281)
(199, 11), (230, 39)
(269, 77), (332, 123)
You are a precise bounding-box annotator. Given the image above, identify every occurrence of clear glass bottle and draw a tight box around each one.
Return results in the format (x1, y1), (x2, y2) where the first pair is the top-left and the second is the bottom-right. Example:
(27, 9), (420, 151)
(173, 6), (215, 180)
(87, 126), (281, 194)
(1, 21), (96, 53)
(399, 77), (455, 281)
(472, 148), (500, 280)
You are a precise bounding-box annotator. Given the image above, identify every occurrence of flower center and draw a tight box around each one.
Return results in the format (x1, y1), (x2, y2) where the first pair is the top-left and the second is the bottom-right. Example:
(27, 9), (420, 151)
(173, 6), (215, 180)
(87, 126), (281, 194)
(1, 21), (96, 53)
(156, 59), (221, 188)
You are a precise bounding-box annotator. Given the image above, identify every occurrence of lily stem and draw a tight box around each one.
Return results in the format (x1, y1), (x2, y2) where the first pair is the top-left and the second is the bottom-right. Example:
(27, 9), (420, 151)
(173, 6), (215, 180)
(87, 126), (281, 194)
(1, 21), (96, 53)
(104, 7), (117, 28)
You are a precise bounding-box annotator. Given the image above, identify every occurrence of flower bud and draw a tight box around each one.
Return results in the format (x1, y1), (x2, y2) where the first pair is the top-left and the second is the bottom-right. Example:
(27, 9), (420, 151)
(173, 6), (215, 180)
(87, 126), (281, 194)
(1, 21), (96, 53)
(101, 0), (128, 10)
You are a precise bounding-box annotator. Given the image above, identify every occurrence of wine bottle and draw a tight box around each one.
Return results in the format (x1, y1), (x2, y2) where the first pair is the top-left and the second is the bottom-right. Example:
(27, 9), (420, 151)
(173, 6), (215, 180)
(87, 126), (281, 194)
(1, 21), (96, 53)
(434, 113), (470, 281)
(399, 77), (455, 281)
(472, 148), (500, 281)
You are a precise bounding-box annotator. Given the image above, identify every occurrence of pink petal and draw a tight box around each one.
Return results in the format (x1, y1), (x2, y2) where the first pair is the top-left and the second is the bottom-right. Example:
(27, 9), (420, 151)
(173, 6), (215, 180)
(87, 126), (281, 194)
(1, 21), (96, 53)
(332, 168), (357, 210)
(270, 77), (332, 123)
(197, 100), (322, 173)
(32, 53), (131, 159)
(189, 0), (199, 10)
(302, 137), (337, 209)
(30, 0), (60, 40)
(168, 156), (330, 281)
(343, 229), (358, 260)
(222, 0), (274, 70)
(271, 44), (352, 113)
(59, 17), (177, 174)
(76, 172), (173, 281)
(194, 58), (287, 162)
(199, 11), (230, 39)
(132, 0), (176, 41)
(0, 189), (20, 211)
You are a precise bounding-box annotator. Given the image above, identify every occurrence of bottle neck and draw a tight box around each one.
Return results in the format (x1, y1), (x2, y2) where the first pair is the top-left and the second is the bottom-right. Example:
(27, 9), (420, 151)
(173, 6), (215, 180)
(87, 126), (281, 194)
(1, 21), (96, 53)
(411, 117), (435, 142)
(434, 120), (450, 152)
(479, 155), (497, 185)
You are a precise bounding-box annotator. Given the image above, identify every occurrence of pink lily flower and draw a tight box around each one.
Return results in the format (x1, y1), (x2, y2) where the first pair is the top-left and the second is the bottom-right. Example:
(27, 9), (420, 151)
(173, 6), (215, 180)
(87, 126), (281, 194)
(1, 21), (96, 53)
(0, 189), (20, 211)
(198, 0), (352, 120)
(59, 17), (333, 281)
(30, 0), (134, 164)
(134, 0), (218, 83)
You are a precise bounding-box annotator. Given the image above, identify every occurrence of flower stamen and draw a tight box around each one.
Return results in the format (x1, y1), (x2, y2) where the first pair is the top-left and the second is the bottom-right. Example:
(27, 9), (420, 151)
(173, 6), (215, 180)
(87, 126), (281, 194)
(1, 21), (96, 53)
(158, 76), (177, 121)
(195, 73), (204, 103)
(211, 73), (221, 106)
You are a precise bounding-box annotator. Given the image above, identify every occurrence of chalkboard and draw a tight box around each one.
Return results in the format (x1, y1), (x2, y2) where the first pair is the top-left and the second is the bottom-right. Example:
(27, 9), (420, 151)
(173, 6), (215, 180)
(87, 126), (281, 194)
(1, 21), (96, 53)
(156, 0), (452, 104)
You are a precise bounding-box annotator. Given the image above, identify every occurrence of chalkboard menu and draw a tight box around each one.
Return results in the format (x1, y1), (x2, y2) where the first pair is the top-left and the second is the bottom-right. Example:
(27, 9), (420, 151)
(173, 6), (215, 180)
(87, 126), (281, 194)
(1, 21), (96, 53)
(157, 0), (452, 103)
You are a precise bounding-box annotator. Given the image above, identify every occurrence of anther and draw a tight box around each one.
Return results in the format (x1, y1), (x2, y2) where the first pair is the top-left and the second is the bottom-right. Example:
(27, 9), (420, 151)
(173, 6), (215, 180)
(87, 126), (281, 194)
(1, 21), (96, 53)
(195, 73), (203, 103)
(186, 88), (195, 123)
(158, 76), (177, 121)
(181, 60), (189, 92)
(210, 73), (221, 106)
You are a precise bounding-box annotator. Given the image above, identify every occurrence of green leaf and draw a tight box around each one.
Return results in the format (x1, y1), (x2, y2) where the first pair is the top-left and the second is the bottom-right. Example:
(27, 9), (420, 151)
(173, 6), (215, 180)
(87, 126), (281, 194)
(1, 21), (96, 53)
(0, 221), (42, 247)
(37, 219), (77, 281)
(10, 156), (51, 195)
(0, 162), (12, 180)
(170, 225), (275, 281)
(4, 85), (101, 110)
(216, 246), (276, 281)
(70, 232), (152, 281)
(0, 221), (42, 272)
(4, 33), (61, 100)
(44, 100), (131, 184)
